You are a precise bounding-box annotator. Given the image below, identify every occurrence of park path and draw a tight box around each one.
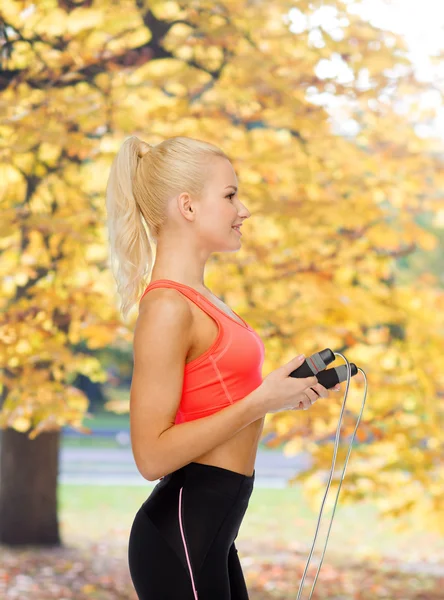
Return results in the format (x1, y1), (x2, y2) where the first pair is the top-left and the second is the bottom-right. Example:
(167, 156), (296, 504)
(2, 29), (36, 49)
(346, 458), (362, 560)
(60, 446), (313, 487)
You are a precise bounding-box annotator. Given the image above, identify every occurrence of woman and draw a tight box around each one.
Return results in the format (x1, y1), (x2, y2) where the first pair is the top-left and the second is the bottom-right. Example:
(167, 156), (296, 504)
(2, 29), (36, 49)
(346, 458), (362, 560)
(105, 135), (339, 599)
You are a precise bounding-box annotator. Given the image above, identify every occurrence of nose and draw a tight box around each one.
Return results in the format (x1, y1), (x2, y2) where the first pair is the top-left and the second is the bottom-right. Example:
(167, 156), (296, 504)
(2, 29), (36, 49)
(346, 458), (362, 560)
(237, 203), (251, 220)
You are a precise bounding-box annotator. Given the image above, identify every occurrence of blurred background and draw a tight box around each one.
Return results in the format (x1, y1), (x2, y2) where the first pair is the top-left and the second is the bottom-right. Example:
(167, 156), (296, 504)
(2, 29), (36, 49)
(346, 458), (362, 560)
(0, 0), (443, 598)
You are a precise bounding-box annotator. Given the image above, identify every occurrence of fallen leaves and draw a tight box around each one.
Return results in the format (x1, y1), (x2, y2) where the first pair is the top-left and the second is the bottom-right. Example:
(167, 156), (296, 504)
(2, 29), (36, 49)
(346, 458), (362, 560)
(1, 535), (442, 599)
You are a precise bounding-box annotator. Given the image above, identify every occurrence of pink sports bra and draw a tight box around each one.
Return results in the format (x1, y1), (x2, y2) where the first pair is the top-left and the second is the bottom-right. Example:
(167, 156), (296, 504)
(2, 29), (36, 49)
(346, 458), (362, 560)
(139, 279), (265, 424)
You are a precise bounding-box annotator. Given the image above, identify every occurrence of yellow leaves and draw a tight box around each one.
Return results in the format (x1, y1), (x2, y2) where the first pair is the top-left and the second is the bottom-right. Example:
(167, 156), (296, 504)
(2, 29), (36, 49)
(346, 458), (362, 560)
(333, 266), (355, 285)
(133, 57), (186, 80)
(0, 397), (33, 431)
(151, 1), (183, 20)
(7, 356), (20, 369)
(364, 52), (402, 77)
(175, 45), (194, 62)
(104, 27), (150, 54)
(93, 72), (111, 90)
(432, 209), (444, 229)
(38, 143), (62, 166)
(81, 325), (116, 349)
(65, 355), (107, 383)
(104, 398), (129, 414)
(164, 22), (194, 48)
(0, 367), (94, 436)
(11, 417), (31, 433)
(0, 165), (26, 204)
(415, 228), (438, 251)
(365, 221), (403, 249)
(0, 0), (443, 532)
(20, 230), (50, 268)
(34, 9), (68, 37)
(81, 585), (97, 595)
(15, 340), (32, 355)
(7, 40), (35, 70)
(27, 415), (59, 439)
(65, 386), (89, 413)
(66, 9), (104, 36)
(366, 326), (390, 345)
(427, 438), (441, 450)
(380, 350), (398, 371)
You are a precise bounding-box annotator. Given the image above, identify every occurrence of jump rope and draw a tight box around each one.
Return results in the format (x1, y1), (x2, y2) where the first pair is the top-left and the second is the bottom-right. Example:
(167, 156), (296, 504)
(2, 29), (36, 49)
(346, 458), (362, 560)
(179, 348), (367, 599)
(289, 348), (368, 599)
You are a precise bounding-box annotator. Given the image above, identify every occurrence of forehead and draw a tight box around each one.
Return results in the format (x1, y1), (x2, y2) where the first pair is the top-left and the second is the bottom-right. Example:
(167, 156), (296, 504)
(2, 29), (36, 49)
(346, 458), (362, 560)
(207, 157), (237, 186)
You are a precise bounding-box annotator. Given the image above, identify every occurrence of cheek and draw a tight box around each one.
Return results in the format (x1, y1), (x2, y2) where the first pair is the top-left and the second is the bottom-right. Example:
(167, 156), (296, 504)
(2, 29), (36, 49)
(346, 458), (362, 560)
(223, 201), (236, 219)
(200, 201), (233, 233)
(213, 203), (233, 225)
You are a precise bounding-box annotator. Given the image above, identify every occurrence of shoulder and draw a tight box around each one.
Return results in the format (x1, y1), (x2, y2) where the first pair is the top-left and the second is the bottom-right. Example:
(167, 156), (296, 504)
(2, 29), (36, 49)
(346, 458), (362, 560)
(139, 286), (192, 313)
(136, 287), (194, 334)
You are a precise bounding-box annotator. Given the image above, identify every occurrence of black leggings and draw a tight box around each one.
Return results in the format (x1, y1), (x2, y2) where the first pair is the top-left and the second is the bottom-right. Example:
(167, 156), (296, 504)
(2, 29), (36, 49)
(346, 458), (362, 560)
(128, 461), (255, 599)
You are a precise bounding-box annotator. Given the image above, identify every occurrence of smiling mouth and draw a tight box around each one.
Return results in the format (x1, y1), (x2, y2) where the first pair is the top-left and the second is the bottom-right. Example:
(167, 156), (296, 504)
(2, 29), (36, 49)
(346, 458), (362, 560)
(232, 227), (242, 236)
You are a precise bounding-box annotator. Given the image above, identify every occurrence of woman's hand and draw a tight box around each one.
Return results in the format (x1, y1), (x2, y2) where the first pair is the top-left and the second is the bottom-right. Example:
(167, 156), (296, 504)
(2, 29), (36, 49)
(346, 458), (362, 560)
(293, 382), (341, 411)
(255, 355), (342, 415)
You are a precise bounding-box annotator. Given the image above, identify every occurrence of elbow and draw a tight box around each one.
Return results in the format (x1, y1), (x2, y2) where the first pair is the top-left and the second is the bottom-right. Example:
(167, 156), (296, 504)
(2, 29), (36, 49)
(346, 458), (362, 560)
(131, 436), (161, 481)
(139, 461), (165, 483)
(133, 455), (158, 482)
(131, 433), (170, 482)
(139, 465), (158, 482)
(146, 462), (162, 482)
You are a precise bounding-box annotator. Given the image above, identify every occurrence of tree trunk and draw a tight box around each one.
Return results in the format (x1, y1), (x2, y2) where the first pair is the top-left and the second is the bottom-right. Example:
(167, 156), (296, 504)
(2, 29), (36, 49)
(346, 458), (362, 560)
(0, 427), (61, 546)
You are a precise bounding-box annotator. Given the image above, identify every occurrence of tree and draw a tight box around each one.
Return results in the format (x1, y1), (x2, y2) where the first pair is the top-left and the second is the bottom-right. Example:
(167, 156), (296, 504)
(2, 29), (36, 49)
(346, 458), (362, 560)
(1, 0), (443, 545)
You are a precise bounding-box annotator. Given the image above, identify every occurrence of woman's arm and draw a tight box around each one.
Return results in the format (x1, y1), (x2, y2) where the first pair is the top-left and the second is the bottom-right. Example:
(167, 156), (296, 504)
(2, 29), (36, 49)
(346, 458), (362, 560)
(148, 389), (264, 481)
(130, 288), (265, 481)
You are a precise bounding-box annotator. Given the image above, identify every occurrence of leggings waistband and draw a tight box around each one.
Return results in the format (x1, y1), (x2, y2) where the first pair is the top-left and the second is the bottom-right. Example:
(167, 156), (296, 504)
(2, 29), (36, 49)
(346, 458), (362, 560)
(162, 462), (255, 499)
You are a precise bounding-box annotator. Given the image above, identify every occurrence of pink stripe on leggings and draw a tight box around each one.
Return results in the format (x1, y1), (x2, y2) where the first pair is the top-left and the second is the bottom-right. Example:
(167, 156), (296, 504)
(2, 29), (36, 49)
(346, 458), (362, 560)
(179, 486), (199, 599)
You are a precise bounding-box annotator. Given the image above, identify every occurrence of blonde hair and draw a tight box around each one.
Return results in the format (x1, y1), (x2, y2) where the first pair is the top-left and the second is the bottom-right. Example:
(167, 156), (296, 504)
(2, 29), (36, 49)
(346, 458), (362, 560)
(105, 135), (229, 320)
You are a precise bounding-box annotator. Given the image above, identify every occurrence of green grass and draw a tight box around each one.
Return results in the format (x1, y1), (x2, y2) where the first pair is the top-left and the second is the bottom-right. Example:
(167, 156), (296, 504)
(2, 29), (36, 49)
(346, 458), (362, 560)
(64, 408), (276, 450)
(81, 409), (130, 430)
(62, 409), (443, 564)
(58, 483), (444, 564)
(61, 436), (275, 451)
(61, 436), (128, 449)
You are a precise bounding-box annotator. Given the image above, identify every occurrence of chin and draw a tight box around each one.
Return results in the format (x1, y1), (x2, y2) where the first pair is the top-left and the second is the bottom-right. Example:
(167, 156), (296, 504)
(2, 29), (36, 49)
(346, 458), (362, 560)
(227, 242), (241, 253)
(212, 232), (242, 253)
(215, 242), (240, 254)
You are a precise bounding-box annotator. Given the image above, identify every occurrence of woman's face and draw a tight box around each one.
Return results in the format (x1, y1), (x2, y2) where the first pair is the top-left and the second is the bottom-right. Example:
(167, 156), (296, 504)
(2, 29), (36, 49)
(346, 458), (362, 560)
(197, 157), (251, 252)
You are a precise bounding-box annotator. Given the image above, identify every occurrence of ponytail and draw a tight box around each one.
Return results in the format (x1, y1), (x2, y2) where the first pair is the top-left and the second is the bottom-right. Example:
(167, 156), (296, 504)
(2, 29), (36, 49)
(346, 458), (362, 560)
(105, 134), (229, 320)
(105, 136), (153, 321)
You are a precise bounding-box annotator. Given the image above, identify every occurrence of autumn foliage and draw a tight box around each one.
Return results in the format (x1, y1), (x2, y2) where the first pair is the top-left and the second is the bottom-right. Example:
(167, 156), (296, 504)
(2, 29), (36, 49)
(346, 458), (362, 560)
(1, 0), (443, 533)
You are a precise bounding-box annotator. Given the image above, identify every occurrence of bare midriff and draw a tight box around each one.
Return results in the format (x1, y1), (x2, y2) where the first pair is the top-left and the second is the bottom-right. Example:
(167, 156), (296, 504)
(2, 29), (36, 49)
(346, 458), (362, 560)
(184, 288), (264, 478)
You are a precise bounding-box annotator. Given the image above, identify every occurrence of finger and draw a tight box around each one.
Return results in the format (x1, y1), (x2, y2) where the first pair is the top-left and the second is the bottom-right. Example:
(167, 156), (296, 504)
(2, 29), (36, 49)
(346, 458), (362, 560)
(297, 393), (312, 411)
(296, 400), (309, 411)
(312, 383), (329, 399)
(304, 388), (319, 403)
(302, 396), (314, 410)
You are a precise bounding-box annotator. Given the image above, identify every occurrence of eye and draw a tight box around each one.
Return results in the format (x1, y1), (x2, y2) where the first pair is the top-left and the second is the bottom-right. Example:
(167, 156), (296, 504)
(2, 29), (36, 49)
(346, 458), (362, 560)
(226, 193), (236, 201)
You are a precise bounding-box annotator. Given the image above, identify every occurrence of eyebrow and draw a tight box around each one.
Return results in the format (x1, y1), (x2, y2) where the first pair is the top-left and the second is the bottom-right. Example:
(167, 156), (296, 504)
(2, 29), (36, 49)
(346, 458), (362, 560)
(225, 185), (238, 191)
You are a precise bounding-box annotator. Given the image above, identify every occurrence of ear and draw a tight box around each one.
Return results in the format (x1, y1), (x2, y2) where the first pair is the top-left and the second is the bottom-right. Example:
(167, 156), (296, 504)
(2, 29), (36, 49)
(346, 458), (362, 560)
(177, 192), (196, 222)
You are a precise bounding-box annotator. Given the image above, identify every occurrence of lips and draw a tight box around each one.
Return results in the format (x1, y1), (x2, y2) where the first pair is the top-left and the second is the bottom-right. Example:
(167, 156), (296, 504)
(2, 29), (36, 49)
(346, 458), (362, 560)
(232, 226), (242, 236)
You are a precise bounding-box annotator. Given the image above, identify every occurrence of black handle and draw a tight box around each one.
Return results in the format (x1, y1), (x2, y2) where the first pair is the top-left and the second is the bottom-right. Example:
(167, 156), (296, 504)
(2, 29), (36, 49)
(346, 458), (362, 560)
(316, 363), (358, 389)
(289, 348), (335, 378)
